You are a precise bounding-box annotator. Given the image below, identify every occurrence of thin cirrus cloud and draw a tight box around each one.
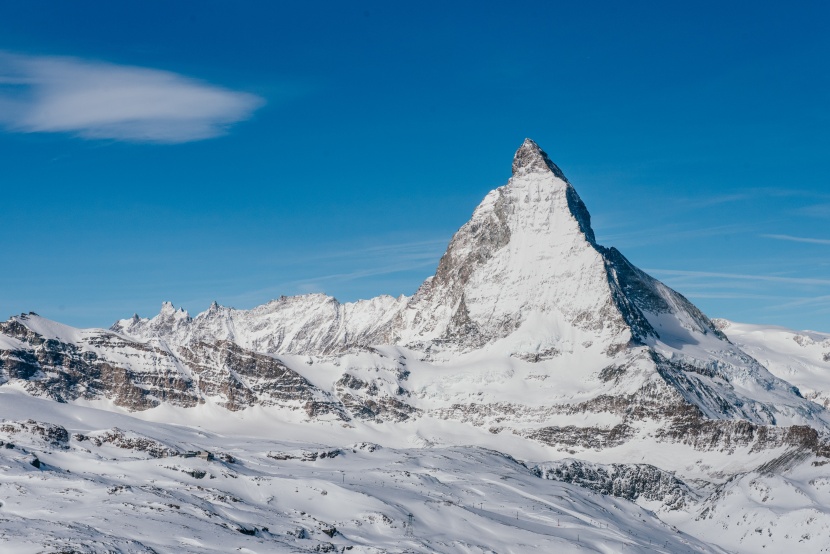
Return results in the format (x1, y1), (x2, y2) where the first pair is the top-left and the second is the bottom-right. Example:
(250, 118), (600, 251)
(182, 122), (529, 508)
(0, 52), (264, 143)
(762, 234), (830, 246)
(645, 268), (830, 287)
(798, 204), (830, 218)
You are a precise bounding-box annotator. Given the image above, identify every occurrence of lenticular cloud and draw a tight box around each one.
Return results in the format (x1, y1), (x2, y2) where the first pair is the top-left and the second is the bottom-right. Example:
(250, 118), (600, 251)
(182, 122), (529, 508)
(0, 52), (264, 143)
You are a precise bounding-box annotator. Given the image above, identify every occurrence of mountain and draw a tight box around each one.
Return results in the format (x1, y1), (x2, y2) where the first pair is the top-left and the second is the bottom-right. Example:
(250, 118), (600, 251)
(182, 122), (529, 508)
(2, 139), (824, 438)
(1, 139), (829, 552)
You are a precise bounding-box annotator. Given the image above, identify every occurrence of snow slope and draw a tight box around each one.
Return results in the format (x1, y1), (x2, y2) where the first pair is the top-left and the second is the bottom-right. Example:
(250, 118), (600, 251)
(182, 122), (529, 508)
(0, 390), (724, 554)
(2, 388), (829, 553)
(715, 319), (830, 409)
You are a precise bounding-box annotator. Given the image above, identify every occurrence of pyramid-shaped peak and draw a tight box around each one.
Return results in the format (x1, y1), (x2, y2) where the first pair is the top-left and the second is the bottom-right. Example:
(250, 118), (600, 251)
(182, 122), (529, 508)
(512, 138), (569, 181)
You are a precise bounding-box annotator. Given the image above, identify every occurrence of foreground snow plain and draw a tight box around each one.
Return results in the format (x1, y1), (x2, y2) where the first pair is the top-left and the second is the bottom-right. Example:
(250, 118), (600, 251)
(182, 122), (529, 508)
(2, 381), (830, 553)
(0, 389), (724, 553)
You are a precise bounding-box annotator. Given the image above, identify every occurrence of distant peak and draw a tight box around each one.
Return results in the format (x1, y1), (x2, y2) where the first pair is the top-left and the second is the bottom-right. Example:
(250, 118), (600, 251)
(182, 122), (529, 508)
(511, 138), (568, 181)
(159, 302), (189, 319)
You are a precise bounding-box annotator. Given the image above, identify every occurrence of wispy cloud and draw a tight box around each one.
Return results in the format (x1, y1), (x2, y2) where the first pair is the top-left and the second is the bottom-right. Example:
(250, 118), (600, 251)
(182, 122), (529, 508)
(270, 239), (447, 289)
(597, 222), (755, 248)
(799, 203), (830, 218)
(683, 292), (792, 301)
(767, 295), (830, 310)
(676, 188), (830, 209)
(645, 268), (830, 287)
(0, 52), (264, 143)
(188, 237), (449, 308)
(762, 234), (830, 245)
(289, 239), (448, 265)
(679, 193), (752, 208)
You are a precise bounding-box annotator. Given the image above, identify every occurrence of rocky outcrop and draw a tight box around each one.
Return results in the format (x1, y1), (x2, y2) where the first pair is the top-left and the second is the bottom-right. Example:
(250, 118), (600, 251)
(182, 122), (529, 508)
(527, 424), (634, 450)
(0, 316), (194, 409)
(657, 420), (830, 457)
(177, 340), (341, 414)
(334, 373), (419, 422)
(0, 419), (70, 448)
(0, 315), (346, 418)
(74, 428), (178, 458)
(532, 459), (697, 510)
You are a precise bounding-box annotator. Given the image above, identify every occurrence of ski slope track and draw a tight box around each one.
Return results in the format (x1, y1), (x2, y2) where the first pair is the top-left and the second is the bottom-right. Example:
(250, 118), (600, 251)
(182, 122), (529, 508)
(1, 139), (829, 552)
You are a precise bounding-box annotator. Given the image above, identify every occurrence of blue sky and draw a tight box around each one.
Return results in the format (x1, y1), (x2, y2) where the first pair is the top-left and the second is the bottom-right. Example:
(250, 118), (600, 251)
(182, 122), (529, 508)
(1, 1), (828, 331)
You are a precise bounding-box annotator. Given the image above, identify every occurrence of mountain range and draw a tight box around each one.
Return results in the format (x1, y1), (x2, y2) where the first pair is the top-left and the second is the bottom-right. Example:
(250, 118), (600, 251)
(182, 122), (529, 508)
(1, 139), (828, 553)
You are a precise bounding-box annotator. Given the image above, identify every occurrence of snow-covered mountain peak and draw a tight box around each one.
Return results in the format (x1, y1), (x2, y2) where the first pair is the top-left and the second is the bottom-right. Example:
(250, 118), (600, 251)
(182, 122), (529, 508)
(159, 301), (189, 319)
(511, 137), (569, 182)
(401, 139), (626, 350)
(506, 139), (596, 246)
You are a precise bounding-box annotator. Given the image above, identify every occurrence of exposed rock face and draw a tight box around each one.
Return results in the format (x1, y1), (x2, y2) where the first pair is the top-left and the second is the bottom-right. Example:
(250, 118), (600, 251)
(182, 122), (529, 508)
(0, 419), (70, 448)
(334, 373), (420, 422)
(177, 340), (344, 415)
(74, 428), (178, 458)
(512, 138), (570, 181)
(0, 139), (827, 459)
(0, 316), (345, 418)
(528, 424), (634, 450)
(0, 317), (193, 409)
(533, 459), (697, 510)
(656, 420), (828, 456)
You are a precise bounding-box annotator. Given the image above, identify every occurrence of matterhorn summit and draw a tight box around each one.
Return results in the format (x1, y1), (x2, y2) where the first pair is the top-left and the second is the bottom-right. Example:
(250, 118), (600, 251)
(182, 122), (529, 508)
(511, 137), (571, 179)
(403, 137), (615, 350)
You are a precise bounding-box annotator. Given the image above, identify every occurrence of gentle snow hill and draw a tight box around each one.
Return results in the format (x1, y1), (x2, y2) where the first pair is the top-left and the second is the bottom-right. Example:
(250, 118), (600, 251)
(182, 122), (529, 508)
(714, 319), (830, 409)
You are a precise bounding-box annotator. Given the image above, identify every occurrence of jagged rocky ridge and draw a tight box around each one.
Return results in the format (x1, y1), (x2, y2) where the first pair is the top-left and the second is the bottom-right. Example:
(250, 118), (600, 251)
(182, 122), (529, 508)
(1, 139), (828, 458)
